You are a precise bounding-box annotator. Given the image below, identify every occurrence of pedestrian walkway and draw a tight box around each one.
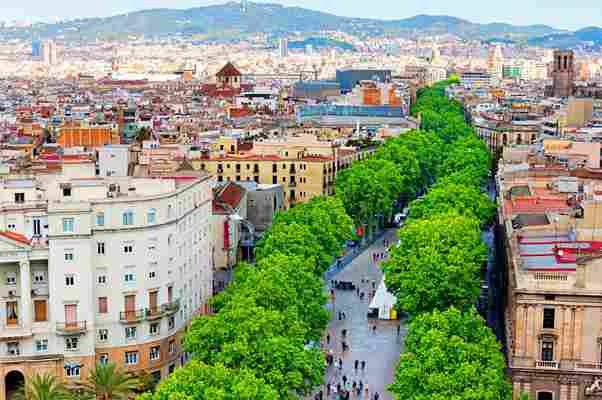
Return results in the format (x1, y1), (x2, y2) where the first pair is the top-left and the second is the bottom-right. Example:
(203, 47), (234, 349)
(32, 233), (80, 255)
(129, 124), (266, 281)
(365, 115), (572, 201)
(317, 229), (405, 400)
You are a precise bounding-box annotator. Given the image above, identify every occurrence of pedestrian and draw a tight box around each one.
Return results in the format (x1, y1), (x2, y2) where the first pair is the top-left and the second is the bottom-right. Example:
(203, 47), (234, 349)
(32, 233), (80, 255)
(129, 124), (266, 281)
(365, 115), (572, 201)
(352, 381), (356, 390)
(342, 375), (347, 385)
(373, 392), (379, 400)
(342, 341), (348, 352)
(364, 384), (369, 397)
(337, 384), (341, 394)
(356, 287), (360, 296)
(342, 311), (346, 319)
(319, 390), (324, 400)
(372, 324), (377, 333)
(397, 324), (401, 336)
(361, 360), (366, 370)
(327, 333), (331, 344)
(372, 280), (376, 289)
(342, 329), (347, 337)
(354, 359), (359, 370)
(327, 383), (331, 396)
(338, 358), (343, 370)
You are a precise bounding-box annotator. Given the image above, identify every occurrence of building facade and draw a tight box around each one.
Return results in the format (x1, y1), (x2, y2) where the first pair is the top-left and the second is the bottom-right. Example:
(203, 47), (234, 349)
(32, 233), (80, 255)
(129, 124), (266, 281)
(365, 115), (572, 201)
(0, 172), (213, 399)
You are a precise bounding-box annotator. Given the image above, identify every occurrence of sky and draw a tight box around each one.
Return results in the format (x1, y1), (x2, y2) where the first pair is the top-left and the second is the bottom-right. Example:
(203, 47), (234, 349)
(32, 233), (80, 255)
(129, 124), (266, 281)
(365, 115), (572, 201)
(1, 0), (601, 31)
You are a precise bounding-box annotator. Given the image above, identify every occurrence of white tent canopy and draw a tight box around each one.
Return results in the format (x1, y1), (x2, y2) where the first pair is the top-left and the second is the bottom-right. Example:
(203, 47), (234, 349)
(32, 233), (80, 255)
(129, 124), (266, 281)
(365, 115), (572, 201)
(369, 277), (398, 320)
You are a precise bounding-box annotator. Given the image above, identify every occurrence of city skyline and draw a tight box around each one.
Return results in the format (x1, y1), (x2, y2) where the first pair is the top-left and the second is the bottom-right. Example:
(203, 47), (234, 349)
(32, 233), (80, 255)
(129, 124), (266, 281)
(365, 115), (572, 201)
(1, 0), (601, 31)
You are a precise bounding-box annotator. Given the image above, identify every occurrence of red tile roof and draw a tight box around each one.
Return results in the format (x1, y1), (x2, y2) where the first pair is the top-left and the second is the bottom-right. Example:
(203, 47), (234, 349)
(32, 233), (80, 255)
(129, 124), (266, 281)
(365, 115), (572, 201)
(216, 62), (241, 77)
(213, 182), (246, 214)
(504, 196), (573, 215)
(0, 231), (31, 245)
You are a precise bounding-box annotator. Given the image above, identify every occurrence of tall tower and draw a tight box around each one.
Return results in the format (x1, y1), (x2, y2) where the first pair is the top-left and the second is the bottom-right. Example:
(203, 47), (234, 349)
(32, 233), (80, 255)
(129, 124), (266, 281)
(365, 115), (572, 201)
(488, 44), (503, 82)
(551, 49), (575, 98)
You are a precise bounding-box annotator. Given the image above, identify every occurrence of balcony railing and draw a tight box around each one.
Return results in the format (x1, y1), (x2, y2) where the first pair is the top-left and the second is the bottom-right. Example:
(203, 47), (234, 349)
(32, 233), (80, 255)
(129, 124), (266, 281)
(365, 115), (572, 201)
(535, 360), (559, 369)
(576, 362), (602, 371)
(56, 321), (87, 335)
(119, 309), (145, 323)
(145, 300), (180, 321)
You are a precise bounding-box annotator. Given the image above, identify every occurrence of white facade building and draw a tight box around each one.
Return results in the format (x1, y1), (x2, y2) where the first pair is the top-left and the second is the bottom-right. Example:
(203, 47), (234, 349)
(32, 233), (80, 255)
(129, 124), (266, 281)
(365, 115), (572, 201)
(0, 172), (213, 396)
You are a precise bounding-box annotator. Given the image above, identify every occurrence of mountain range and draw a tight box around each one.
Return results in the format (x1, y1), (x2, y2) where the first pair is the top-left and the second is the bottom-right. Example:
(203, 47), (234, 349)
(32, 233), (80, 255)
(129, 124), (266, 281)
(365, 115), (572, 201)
(1, 1), (600, 47)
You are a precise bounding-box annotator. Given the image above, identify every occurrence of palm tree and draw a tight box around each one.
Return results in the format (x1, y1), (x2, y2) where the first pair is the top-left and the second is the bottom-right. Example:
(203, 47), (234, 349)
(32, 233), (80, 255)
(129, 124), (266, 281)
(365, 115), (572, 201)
(13, 373), (71, 400)
(79, 363), (139, 400)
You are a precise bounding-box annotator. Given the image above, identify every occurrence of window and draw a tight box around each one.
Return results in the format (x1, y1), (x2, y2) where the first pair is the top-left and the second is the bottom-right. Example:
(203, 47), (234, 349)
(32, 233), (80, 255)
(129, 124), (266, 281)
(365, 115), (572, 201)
(97, 275), (107, 285)
(96, 213), (105, 226)
(97, 242), (105, 255)
(7, 342), (20, 356)
(65, 275), (75, 286)
(123, 244), (133, 254)
(150, 346), (160, 361)
(62, 187), (72, 197)
(62, 218), (74, 233)
(65, 337), (79, 351)
(543, 308), (555, 329)
(65, 364), (80, 377)
(168, 339), (176, 354)
(99, 353), (109, 365)
(35, 339), (48, 352)
(168, 364), (175, 374)
(34, 300), (47, 322)
(64, 250), (74, 262)
(98, 297), (108, 314)
(168, 316), (175, 330)
(149, 322), (160, 336)
(147, 209), (157, 224)
(541, 340), (554, 361)
(14, 193), (25, 204)
(148, 270), (157, 280)
(6, 272), (16, 285)
(33, 271), (46, 283)
(125, 351), (139, 365)
(122, 211), (134, 226)
(125, 326), (137, 340)
(98, 329), (108, 342)
(124, 272), (135, 283)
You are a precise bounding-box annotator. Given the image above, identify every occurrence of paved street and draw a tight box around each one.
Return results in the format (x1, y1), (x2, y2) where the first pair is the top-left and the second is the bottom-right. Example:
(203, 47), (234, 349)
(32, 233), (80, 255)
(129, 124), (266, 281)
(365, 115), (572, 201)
(319, 229), (405, 400)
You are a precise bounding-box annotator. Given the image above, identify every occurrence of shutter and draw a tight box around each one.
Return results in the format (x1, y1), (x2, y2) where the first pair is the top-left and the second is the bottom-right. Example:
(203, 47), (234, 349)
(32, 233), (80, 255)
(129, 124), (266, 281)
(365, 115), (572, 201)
(64, 304), (77, 325)
(34, 300), (47, 322)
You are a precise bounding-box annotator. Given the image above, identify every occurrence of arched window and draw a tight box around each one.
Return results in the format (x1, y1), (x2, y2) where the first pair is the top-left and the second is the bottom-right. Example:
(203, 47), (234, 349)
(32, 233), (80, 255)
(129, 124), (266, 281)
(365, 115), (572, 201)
(147, 209), (157, 224)
(122, 210), (134, 226)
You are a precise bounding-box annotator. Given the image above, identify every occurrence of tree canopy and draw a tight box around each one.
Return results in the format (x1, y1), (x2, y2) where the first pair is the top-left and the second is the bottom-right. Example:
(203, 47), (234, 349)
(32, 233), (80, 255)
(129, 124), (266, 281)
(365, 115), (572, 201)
(389, 307), (511, 400)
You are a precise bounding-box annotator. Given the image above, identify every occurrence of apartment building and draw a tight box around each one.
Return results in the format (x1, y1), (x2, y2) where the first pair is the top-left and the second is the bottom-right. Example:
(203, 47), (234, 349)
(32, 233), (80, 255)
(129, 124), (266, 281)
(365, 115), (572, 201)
(192, 134), (373, 207)
(499, 144), (602, 400)
(0, 170), (213, 398)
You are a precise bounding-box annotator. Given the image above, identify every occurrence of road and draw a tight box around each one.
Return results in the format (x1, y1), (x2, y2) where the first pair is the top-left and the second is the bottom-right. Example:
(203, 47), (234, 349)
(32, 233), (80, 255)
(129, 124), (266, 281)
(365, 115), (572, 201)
(318, 229), (404, 400)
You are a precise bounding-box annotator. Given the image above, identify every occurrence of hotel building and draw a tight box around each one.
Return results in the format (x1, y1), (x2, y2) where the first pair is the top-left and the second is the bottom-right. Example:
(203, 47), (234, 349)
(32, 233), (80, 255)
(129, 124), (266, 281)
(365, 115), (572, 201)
(0, 166), (213, 398)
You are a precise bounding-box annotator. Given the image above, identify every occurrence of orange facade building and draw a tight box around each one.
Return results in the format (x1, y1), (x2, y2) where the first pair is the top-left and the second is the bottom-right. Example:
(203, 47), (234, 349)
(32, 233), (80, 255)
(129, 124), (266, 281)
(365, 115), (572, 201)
(57, 127), (119, 148)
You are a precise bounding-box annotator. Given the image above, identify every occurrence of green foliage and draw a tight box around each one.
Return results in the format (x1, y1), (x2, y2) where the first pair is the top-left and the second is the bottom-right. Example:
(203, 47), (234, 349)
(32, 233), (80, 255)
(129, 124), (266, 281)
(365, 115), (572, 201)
(440, 135), (491, 185)
(184, 302), (324, 399)
(375, 140), (423, 194)
(389, 129), (446, 185)
(408, 181), (496, 225)
(76, 363), (139, 400)
(383, 213), (486, 316)
(389, 307), (511, 400)
(212, 255), (329, 340)
(141, 361), (279, 400)
(13, 373), (71, 400)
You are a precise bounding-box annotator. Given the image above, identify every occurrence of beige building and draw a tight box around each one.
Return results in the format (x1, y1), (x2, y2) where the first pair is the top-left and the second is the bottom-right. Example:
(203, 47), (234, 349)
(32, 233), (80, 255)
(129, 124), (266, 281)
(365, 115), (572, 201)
(499, 145), (602, 400)
(192, 134), (374, 207)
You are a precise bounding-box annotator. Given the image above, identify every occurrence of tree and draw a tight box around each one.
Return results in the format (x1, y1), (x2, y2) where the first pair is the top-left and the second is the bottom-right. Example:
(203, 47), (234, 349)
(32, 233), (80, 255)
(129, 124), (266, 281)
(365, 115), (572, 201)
(375, 140), (422, 195)
(78, 363), (139, 400)
(383, 213), (486, 316)
(13, 373), (70, 400)
(389, 307), (510, 400)
(336, 159), (402, 227)
(440, 135), (491, 185)
(408, 181), (496, 226)
(184, 303), (324, 399)
(212, 255), (329, 340)
(392, 130), (446, 185)
(139, 361), (279, 400)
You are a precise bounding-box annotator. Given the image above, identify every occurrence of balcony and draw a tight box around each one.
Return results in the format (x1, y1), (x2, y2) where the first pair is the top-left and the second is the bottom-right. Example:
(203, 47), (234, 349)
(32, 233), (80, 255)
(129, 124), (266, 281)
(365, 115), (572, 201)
(119, 309), (145, 324)
(576, 362), (602, 371)
(535, 360), (559, 369)
(145, 301), (180, 321)
(56, 321), (87, 335)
